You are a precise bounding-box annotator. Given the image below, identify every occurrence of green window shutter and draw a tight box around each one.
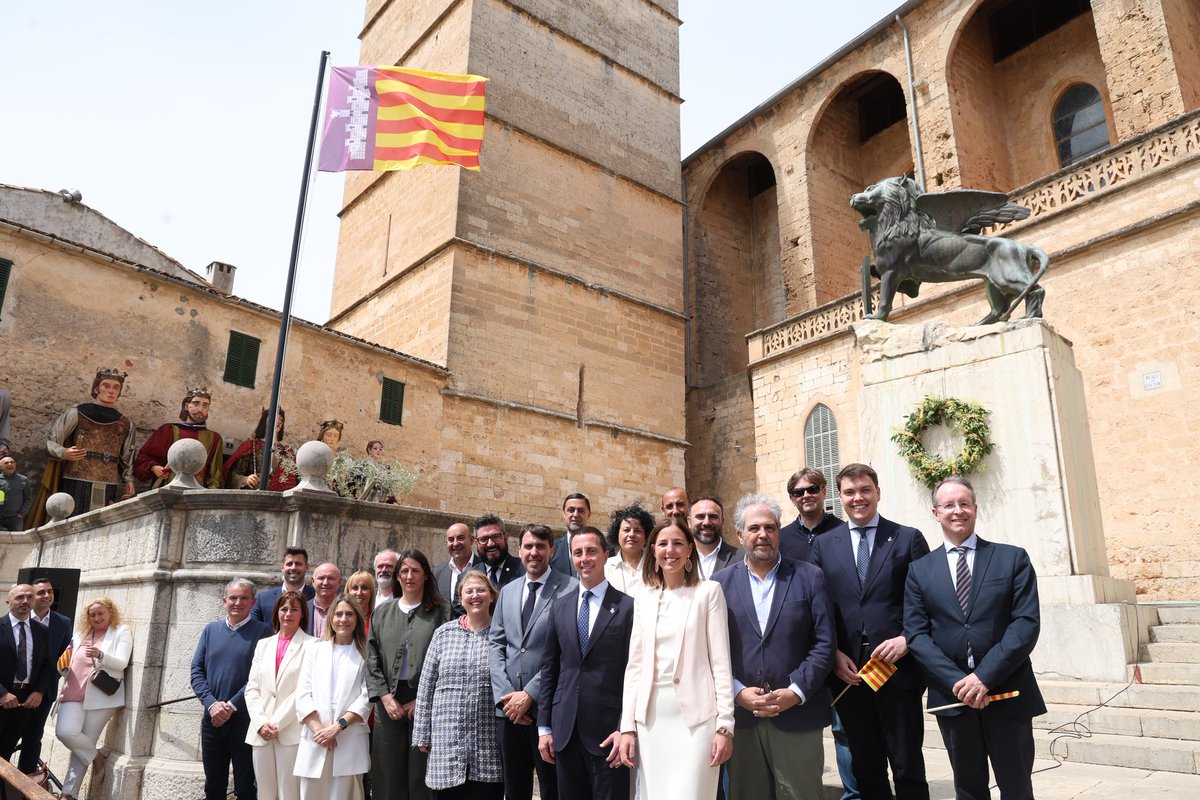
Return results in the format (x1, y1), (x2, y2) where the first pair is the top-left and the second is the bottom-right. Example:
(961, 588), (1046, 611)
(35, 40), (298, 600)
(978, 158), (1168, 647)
(0, 258), (12, 319)
(223, 331), (261, 388)
(380, 377), (405, 425)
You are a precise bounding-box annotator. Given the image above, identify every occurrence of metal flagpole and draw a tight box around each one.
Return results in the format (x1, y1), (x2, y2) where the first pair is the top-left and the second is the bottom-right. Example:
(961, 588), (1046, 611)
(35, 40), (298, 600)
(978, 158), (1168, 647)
(258, 50), (330, 491)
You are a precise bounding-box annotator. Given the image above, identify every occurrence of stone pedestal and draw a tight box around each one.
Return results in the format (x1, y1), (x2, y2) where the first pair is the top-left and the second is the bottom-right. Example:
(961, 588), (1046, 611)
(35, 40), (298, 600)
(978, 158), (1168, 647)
(854, 318), (1144, 681)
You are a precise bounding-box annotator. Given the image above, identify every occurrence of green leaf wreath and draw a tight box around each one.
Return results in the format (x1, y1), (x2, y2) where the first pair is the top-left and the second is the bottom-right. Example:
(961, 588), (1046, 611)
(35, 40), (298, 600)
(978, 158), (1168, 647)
(891, 396), (994, 488)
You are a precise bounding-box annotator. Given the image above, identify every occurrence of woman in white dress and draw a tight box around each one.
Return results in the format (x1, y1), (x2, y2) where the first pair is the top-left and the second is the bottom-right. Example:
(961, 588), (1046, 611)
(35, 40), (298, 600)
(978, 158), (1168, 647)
(603, 501), (655, 597)
(618, 518), (735, 800)
(294, 596), (371, 800)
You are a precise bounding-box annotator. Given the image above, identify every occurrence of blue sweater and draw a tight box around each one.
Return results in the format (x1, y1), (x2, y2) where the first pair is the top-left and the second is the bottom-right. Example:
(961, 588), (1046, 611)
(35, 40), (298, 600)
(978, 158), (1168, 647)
(190, 617), (273, 714)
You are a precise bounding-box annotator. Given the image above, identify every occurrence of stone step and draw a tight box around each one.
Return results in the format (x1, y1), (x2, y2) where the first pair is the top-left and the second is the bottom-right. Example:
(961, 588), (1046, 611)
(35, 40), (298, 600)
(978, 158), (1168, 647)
(1035, 703), (1200, 741)
(1038, 679), (1200, 712)
(1151, 624), (1200, 643)
(1144, 641), (1200, 663)
(1156, 606), (1200, 625)
(1131, 661), (1200, 685)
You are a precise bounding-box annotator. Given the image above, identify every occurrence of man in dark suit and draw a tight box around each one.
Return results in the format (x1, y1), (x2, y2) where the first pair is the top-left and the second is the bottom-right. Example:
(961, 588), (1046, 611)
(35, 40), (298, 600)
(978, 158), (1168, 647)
(1, 583), (57, 767)
(471, 513), (523, 589)
(713, 494), (836, 798)
(489, 524), (577, 800)
(18, 577), (74, 773)
(905, 477), (1045, 800)
(689, 497), (744, 580)
(250, 546), (314, 623)
(434, 522), (477, 615)
(779, 468), (842, 564)
(810, 463), (930, 800)
(538, 527), (634, 800)
(549, 493), (593, 577)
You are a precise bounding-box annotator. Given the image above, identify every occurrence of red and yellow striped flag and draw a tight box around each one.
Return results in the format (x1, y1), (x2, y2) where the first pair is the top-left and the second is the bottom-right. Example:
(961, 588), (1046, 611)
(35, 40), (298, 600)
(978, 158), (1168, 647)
(859, 658), (898, 691)
(319, 66), (487, 172)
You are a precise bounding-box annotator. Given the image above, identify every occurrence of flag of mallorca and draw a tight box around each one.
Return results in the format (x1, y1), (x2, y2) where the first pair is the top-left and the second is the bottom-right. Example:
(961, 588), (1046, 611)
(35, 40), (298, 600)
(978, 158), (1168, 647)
(859, 657), (898, 691)
(318, 66), (487, 172)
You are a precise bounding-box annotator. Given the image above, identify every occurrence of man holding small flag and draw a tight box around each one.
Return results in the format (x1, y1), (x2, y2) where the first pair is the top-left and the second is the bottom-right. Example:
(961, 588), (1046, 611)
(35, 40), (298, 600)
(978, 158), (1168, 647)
(904, 477), (1044, 800)
(810, 463), (930, 799)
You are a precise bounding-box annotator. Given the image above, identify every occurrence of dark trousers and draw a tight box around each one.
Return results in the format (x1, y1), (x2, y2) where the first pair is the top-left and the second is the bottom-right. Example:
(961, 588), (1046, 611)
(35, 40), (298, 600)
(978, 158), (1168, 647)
(433, 782), (504, 800)
(496, 717), (557, 800)
(372, 702), (431, 799)
(201, 713), (256, 800)
(838, 683), (928, 800)
(553, 730), (629, 800)
(0, 686), (36, 766)
(936, 711), (1035, 800)
(16, 692), (55, 772)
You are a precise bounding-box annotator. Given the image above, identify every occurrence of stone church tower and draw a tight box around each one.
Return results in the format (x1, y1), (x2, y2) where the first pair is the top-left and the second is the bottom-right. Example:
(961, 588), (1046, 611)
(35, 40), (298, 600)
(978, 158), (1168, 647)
(326, 1), (688, 517)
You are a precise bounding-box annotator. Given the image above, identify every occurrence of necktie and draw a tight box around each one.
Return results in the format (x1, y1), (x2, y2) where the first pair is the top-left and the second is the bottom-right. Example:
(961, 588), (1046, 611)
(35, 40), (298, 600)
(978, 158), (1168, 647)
(578, 590), (593, 652)
(855, 528), (871, 587)
(521, 581), (540, 630)
(952, 547), (971, 614)
(15, 620), (28, 682)
(490, 565), (500, 587)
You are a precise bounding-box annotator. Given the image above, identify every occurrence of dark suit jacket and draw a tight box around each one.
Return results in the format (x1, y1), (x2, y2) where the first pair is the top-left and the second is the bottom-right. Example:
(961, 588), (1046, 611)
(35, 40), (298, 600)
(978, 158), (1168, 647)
(704, 539), (744, 577)
(251, 583), (315, 624)
(712, 559), (835, 732)
(904, 538), (1046, 718)
(779, 511), (841, 564)
(471, 553), (523, 589)
(0, 613), (56, 699)
(538, 584), (634, 755)
(809, 517), (930, 690)
(434, 556), (479, 616)
(549, 534), (616, 577)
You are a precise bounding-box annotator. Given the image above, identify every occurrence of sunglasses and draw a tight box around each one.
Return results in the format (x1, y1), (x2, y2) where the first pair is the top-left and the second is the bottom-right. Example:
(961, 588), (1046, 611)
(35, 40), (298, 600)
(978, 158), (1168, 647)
(789, 485), (823, 497)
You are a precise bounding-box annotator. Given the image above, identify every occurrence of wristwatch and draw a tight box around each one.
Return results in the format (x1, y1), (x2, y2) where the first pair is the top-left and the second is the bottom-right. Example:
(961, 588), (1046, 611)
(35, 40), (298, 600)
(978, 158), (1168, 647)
(336, 717), (348, 730)
(716, 727), (732, 738)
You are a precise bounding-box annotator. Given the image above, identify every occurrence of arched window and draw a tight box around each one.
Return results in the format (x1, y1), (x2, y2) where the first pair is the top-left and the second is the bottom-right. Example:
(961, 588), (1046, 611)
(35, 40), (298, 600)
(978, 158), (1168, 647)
(804, 403), (843, 517)
(1053, 84), (1110, 167)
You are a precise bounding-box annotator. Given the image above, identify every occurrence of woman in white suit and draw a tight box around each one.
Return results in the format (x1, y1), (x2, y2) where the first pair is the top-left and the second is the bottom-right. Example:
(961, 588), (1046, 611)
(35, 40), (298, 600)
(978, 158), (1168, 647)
(618, 518), (735, 800)
(245, 590), (315, 800)
(295, 595), (371, 800)
(55, 596), (133, 800)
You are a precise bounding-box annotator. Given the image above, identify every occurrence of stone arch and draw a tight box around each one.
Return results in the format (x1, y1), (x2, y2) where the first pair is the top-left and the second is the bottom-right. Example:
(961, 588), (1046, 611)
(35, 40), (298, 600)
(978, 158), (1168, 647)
(806, 70), (913, 306)
(946, 0), (1109, 190)
(1161, 0), (1200, 112)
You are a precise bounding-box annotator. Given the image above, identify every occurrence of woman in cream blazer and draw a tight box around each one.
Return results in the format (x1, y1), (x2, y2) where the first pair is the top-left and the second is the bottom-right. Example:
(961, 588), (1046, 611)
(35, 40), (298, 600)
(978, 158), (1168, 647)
(294, 596), (371, 800)
(245, 590), (315, 800)
(56, 597), (133, 800)
(619, 519), (735, 800)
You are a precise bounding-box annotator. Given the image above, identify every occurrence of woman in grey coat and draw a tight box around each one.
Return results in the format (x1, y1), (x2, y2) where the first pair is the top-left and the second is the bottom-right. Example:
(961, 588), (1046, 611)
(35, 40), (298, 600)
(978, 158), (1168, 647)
(413, 570), (502, 799)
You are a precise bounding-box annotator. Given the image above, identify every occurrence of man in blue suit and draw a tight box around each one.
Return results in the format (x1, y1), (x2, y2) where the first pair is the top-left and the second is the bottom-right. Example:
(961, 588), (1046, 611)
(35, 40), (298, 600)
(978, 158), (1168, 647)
(249, 546), (314, 624)
(904, 477), (1045, 800)
(538, 526), (634, 800)
(18, 577), (74, 773)
(713, 494), (836, 799)
(810, 463), (930, 800)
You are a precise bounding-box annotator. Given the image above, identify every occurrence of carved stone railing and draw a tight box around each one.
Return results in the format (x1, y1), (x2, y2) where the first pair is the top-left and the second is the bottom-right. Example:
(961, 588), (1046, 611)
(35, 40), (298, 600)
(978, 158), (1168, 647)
(996, 108), (1200, 232)
(758, 287), (879, 358)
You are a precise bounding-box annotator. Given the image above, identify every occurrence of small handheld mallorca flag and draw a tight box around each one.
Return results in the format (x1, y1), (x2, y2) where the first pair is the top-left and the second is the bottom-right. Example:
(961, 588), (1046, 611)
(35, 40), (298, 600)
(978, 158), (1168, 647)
(319, 66), (487, 172)
(859, 657), (898, 691)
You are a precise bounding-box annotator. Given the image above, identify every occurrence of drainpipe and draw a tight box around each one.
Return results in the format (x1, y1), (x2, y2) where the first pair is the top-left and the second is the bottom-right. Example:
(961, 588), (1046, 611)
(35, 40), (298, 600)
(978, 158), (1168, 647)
(896, 13), (926, 191)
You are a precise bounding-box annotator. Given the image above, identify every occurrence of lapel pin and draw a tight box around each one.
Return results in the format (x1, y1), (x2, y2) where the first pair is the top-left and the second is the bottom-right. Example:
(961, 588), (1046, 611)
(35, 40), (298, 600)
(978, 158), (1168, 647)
(609, 607), (616, 615)
(887, 536), (894, 542)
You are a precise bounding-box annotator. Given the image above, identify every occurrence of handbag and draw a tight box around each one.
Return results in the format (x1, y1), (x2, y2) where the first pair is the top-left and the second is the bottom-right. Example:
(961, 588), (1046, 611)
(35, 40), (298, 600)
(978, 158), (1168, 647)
(90, 666), (122, 696)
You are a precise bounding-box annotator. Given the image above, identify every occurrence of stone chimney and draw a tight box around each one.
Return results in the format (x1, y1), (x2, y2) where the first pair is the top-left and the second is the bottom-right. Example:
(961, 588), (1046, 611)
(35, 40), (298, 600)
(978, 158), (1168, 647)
(206, 261), (237, 294)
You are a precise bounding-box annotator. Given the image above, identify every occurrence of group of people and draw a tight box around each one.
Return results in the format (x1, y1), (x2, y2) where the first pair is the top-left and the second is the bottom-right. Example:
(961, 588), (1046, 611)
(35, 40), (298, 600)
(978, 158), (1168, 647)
(177, 461), (1043, 800)
(1, 367), (398, 529)
(0, 579), (133, 800)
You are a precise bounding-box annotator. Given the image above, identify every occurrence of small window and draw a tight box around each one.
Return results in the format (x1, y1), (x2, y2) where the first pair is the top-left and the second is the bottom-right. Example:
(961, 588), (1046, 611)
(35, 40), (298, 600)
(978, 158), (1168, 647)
(380, 377), (405, 425)
(804, 403), (843, 517)
(223, 331), (261, 388)
(988, 0), (1090, 62)
(1054, 83), (1110, 167)
(0, 257), (12, 319)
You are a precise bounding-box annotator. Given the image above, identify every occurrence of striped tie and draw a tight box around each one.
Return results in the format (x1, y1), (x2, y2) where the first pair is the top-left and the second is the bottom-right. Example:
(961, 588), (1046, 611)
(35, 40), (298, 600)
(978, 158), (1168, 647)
(952, 546), (971, 614)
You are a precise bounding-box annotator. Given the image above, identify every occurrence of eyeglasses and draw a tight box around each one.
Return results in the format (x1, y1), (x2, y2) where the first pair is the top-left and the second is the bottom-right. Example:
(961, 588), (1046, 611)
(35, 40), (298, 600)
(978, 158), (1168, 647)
(937, 502), (975, 512)
(789, 485), (822, 497)
(475, 533), (505, 544)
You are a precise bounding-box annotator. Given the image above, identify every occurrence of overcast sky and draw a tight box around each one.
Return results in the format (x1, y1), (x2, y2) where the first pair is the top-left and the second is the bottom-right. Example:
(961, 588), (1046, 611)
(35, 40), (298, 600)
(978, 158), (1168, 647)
(1, 0), (900, 323)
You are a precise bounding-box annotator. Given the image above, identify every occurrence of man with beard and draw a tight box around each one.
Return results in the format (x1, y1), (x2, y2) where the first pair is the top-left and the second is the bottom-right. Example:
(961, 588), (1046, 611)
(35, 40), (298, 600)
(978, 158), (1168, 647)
(471, 513), (522, 589)
(373, 549), (400, 606)
(135, 387), (224, 489)
(713, 495), (836, 799)
(434, 523), (476, 615)
(489, 524), (576, 800)
(689, 497), (743, 580)
(250, 547), (315, 623)
(550, 493), (607, 576)
(779, 468), (842, 564)
(660, 486), (689, 524)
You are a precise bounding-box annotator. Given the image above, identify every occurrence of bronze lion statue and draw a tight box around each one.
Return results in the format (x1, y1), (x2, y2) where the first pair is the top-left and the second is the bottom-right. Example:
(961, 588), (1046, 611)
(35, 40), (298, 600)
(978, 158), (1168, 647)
(850, 176), (1048, 324)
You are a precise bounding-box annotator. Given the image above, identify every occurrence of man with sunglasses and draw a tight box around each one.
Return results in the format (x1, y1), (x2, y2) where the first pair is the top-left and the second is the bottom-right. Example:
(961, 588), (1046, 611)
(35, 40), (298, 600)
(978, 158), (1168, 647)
(779, 468), (841, 564)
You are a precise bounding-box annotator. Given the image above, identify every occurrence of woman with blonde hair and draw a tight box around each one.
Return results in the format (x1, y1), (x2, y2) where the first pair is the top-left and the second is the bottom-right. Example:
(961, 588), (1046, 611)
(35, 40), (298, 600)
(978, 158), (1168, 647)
(618, 518), (735, 800)
(295, 596), (371, 799)
(344, 571), (377, 634)
(55, 596), (133, 800)
(244, 591), (314, 800)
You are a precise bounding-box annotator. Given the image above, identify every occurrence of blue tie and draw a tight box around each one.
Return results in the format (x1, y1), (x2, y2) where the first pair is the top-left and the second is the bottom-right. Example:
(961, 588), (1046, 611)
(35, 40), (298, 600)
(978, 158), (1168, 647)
(578, 590), (593, 652)
(855, 528), (871, 587)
